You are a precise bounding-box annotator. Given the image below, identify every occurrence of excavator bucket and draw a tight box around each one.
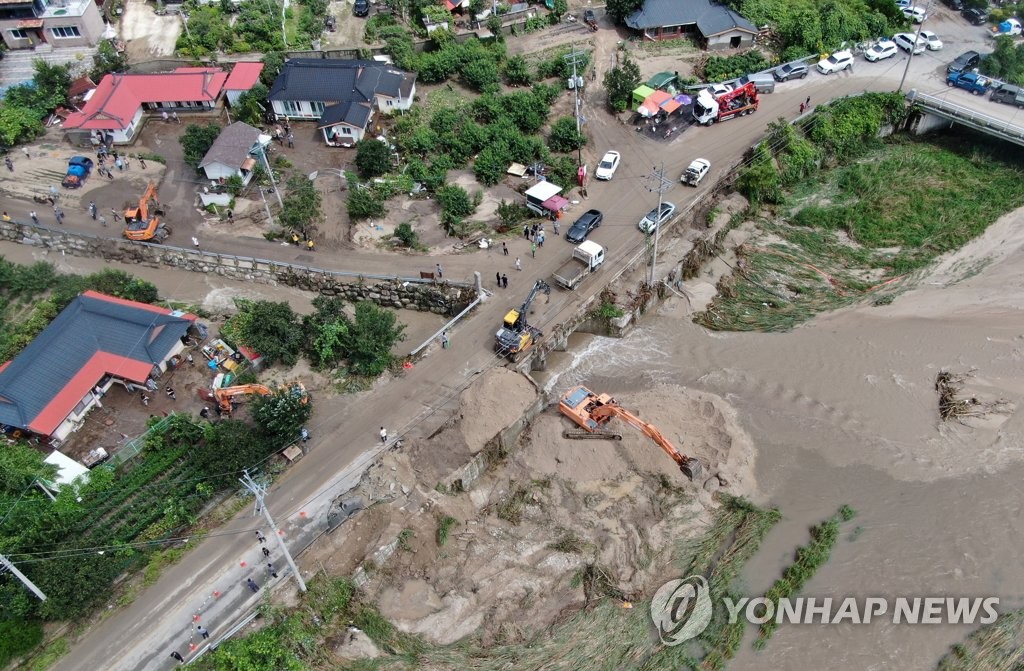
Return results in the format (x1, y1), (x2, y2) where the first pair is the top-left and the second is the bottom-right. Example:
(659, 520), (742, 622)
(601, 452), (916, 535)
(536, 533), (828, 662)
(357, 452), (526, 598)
(681, 458), (703, 481)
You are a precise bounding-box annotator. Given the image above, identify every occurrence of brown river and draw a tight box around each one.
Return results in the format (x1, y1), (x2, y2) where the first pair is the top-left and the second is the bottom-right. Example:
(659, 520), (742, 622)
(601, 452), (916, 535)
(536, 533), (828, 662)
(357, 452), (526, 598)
(544, 209), (1024, 669)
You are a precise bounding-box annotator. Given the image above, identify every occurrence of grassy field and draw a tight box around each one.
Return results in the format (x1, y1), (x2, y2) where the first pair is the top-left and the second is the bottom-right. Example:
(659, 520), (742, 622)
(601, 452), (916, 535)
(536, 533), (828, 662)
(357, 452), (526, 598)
(697, 135), (1024, 332)
(936, 609), (1024, 671)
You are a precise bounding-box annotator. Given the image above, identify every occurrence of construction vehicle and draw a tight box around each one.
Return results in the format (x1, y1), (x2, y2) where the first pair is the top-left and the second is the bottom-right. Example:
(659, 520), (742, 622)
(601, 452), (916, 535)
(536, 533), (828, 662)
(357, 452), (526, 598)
(583, 8), (598, 30)
(558, 385), (704, 481)
(211, 381), (307, 414)
(692, 81), (759, 126)
(123, 181), (170, 242)
(495, 279), (550, 361)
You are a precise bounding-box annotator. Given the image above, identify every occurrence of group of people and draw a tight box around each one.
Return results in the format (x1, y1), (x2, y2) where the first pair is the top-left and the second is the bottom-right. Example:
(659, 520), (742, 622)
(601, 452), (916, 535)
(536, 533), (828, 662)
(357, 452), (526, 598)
(290, 231), (316, 251)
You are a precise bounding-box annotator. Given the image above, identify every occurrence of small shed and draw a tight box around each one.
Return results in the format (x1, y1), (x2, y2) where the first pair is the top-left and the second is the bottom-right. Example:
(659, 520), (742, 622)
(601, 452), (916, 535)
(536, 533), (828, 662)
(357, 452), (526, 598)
(632, 85), (655, 111)
(646, 71), (678, 91)
(198, 122), (270, 185)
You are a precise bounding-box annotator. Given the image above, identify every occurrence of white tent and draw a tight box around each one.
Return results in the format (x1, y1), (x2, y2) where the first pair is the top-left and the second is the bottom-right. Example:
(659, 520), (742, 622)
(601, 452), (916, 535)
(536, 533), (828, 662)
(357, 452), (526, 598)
(43, 450), (90, 489)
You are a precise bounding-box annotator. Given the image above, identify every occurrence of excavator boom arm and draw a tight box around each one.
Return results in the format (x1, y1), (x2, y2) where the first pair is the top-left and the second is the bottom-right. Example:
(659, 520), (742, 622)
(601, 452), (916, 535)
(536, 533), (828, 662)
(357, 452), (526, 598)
(592, 405), (686, 468)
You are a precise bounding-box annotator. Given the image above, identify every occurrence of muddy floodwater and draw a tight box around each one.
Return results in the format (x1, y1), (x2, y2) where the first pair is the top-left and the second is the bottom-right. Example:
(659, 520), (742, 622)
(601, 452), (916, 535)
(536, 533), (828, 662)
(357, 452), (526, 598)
(542, 210), (1024, 669)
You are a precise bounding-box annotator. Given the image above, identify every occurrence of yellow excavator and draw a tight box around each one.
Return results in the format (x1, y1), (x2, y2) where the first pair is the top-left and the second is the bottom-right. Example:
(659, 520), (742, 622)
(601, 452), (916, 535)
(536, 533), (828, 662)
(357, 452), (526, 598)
(123, 181), (170, 242)
(213, 381), (308, 415)
(495, 279), (550, 361)
(558, 385), (704, 481)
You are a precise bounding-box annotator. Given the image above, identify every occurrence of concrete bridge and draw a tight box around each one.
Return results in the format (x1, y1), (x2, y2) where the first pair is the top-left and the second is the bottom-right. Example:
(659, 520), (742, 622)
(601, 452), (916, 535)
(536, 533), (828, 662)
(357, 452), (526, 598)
(906, 89), (1024, 148)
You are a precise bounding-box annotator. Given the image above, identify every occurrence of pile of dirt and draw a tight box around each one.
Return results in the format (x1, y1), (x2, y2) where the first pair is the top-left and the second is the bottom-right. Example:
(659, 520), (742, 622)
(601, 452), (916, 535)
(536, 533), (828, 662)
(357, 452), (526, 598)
(457, 368), (538, 451)
(344, 383), (756, 649)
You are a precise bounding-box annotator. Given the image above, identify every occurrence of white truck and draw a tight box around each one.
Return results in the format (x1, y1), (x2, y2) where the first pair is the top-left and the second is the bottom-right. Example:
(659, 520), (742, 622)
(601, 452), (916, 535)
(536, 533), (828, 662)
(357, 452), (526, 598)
(553, 240), (606, 290)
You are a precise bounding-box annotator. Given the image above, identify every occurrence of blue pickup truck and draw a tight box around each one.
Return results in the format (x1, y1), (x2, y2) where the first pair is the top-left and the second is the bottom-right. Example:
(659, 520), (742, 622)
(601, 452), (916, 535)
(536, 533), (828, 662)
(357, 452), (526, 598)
(946, 71), (990, 95)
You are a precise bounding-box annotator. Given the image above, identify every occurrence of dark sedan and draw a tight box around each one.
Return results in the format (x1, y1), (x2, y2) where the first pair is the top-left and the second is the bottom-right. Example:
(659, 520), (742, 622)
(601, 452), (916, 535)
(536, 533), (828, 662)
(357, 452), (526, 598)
(565, 209), (603, 243)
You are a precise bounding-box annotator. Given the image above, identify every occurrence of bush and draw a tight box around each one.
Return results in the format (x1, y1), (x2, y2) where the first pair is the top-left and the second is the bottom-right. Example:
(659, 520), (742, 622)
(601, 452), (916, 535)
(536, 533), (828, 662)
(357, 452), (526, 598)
(548, 116), (586, 152)
(230, 299), (304, 366)
(703, 50), (772, 82)
(348, 187), (386, 221)
(355, 138), (392, 178)
(394, 222), (419, 248)
(0, 619), (43, 666)
(461, 57), (500, 92)
(435, 184), (477, 231)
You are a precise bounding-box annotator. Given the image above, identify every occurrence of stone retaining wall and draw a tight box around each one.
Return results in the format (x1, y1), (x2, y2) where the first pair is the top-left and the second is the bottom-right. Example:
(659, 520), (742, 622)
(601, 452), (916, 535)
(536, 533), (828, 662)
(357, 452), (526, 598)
(0, 220), (475, 314)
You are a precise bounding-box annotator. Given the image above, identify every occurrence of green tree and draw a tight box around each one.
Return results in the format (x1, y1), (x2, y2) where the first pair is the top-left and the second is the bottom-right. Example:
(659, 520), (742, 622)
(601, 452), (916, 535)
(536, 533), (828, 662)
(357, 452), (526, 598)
(251, 388), (313, 445)
(261, 52), (285, 85)
(548, 116), (586, 152)
(83, 269), (159, 303)
(347, 187), (386, 220)
(603, 54), (641, 112)
(355, 138), (392, 177)
(0, 618), (43, 666)
(279, 174), (323, 239)
(233, 83), (269, 126)
(232, 299), (304, 366)
(301, 295), (350, 368)
(394, 222), (419, 248)
(982, 37), (1024, 85)
(435, 183), (476, 229)
(90, 39), (128, 80)
(549, 0), (568, 22)
(347, 301), (406, 376)
(605, 0), (642, 23)
(503, 55), (532, 86)
(31, 60), (71, 110)
(461, 57), (500, 92)
(473, 146), (507, 186)
(0, 104), (44, 146)
(179, 123), (222, 169)
(495, 199), (530, 233)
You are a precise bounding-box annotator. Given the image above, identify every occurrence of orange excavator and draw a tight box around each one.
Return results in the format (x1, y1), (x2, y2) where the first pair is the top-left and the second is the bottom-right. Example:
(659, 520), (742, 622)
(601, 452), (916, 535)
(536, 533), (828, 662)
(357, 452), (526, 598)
(123, 181), (170, 242)
(212, 381), (308, 414)
(558, 385), (704, 481)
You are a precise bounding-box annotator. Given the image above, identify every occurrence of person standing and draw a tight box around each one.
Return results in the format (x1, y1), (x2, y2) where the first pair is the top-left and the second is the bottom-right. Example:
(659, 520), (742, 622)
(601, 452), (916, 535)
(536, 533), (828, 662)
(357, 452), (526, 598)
(287, 133), (294, 148)
(21, 147), (29, 159)
(246, 577), (259, 592)
(799, 102), (805, 114)
(515, 257), (522, 271)
(531, 241), (537, 258)
(192, 236), (200, 249)
(553, 219), (560, 235)
(435, 263), (443, 278)
(141, 394), (150, 406)
(805, 95), (811, 107)
(267, 562), (278, 578)
(111, 207), (120, 223)
(98, 215), (107, 228)
(523, 224), (529, 239)
(300, 427), (309, 442)
(172, 112), (180, 124)
(255, 530), (266, 544)
(54, 207), (64, 225)
(441, 331), (450, 349)
(139, 156), (147, 169)
(496, 271), (501, 287)
(29, 211), (38, 224)
(262, 546), (271, 559)
(165, 386), (176, 401)
(162, 111), (169, 123)
(199, 406), (209, 419)
(502, 241), (509, 256)
(501, 273), (508, 289)
(197, 625), (209, 640)
(379, 426), (388, 443)
(115, 158), (123, 172)
(89, 200), (97, 219)
(4, 156), (13, 172)
(123, 156), (130, 170)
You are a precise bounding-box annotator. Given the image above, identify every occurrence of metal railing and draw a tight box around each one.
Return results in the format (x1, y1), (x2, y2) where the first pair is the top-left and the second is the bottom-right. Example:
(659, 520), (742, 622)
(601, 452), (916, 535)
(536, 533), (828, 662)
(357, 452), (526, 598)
(907, 89), (1024, 146)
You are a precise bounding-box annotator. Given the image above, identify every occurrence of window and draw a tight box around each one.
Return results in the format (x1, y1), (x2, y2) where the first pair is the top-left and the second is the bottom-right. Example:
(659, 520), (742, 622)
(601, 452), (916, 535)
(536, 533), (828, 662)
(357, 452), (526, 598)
(311, 101), (324, 116)
(282, 100), (300, 115)
(50, 25), (81, 38)
(339, 126), (352, 135)
(9, 29), (29, 39)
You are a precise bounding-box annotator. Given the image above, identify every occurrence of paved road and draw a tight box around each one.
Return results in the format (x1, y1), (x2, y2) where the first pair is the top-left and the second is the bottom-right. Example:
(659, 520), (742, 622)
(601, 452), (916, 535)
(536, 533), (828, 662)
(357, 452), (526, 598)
(47, 13), (1016, 671)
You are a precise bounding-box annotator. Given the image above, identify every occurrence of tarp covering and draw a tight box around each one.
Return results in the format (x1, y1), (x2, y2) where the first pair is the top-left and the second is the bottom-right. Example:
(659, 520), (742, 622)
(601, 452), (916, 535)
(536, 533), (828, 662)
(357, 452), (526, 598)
(541, 195), (569, 212)
(660, 98), (681, 114)
(632, 85), (655, 110)
(638, 90), (672, 117)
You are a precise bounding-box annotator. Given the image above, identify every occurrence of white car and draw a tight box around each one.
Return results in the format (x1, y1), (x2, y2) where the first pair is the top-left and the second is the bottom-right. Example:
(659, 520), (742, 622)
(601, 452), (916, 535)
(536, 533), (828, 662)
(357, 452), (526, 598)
(921, 30), (943, 50)
(594, 150), (621, 180)
(638, 202), (677, 233)
(902, 5), (927, 22)
(707, 83), (734, 97)
(864, 40), (898, 62)
(681, 159), (711, 186)
(893, 32), (926, 55)
(817, 50), (854, 74)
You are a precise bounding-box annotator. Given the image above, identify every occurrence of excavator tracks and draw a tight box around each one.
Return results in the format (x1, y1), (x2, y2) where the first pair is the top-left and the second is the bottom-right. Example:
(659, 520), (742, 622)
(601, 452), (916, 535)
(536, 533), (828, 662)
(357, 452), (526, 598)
(562, 428), (622, 441)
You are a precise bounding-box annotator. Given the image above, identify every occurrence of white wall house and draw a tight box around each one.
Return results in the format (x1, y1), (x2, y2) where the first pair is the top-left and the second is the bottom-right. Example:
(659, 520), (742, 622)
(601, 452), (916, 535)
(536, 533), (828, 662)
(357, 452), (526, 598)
(198, 122), (270, 185)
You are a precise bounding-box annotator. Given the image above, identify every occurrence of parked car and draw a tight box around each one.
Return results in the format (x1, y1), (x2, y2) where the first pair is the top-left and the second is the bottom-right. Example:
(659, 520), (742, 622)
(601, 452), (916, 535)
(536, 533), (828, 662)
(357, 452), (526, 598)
(638, 202), (677, 234)
(902, 5), (927, 22)
(565, 209), (603, 243)
(946, 70), (991, 95)
(594, 150), (621, 180)
(962, 7), (987, 25)
(991, 84), (1024, 107)
(353, 0), (370, 16)
(920, 30), (943, 50)
(947, 50), (981, 74)
(893, 32), (926, 55)
(895, 0), (912, 8)
(944, 0), (963, 10)
(707, 83), (734, 96)
(865, 40), (898, 62)
(773, 62), (809, 82)
(816, 50), (854, 74)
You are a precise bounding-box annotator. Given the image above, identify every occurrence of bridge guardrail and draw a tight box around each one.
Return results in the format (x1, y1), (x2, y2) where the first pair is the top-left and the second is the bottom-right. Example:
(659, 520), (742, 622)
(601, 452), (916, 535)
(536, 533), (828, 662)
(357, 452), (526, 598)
(908, 90), (1024, 142)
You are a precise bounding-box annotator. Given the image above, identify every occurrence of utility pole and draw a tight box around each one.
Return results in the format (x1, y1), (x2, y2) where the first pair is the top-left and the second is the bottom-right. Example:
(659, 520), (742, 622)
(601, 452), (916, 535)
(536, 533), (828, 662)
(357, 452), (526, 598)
(0, 554), (46, 602)
(898, 0), (935, 92)
(563, 46), (588, 166)
(239, 471), (306, 593)
(646, 163), (671, 286)
(252, 142), (284, 208)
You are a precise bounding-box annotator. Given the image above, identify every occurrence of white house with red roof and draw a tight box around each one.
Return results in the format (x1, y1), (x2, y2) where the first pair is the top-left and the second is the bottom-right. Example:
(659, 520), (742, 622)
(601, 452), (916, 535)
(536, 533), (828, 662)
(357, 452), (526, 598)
(0, 291), (198, 443)
(63, 67), (229, 145)
(223, 62), (264, 106)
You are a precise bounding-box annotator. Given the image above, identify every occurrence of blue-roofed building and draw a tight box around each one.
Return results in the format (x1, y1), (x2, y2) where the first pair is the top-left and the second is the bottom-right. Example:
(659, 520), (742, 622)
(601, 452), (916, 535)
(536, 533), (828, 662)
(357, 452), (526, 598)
(0, 291), (197, 443)
(626, 0), (757, 50)
(267, 59), (417, 147)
